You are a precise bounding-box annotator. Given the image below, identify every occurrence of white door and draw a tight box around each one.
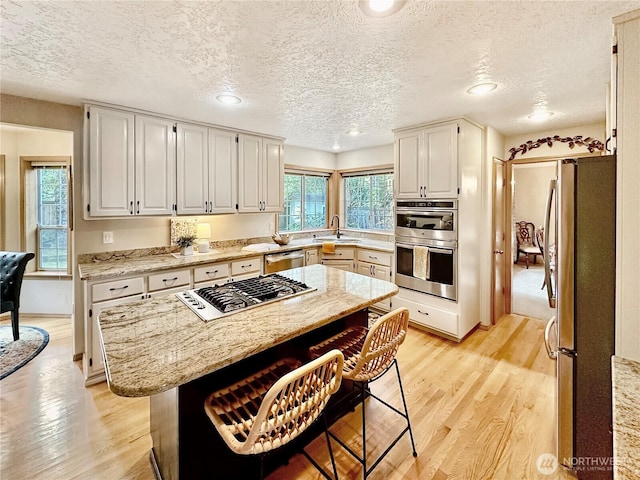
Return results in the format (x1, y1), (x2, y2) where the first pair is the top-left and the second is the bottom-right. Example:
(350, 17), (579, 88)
(394, 129), (422, 199)
(237, 134), (262, 212)
(208, 128), (237, 213)
(176, 123), (208, 215)
(88, 107), (135, 216)
(262, 138), (284, 212)
(425, 123), (458, 197)
(135, 115), (176, 215)
(492, 158), (506, 324)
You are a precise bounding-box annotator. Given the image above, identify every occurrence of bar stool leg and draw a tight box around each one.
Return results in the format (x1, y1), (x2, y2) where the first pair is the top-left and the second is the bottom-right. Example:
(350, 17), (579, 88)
(361, 381), (368, 479)
(395, 360), (418, 457)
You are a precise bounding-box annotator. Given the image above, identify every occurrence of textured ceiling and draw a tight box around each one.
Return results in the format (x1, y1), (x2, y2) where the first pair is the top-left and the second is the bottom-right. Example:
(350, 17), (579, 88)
(1, 0), (639, 152)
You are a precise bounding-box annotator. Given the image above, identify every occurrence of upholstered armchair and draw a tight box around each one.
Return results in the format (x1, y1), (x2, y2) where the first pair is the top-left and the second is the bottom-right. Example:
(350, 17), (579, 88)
(515, 221), (539, 268)
(1, 251), (35, 341)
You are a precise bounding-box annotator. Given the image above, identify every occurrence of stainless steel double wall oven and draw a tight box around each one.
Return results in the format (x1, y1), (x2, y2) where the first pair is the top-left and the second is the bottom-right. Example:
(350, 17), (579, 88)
(395, 200), (457, 301)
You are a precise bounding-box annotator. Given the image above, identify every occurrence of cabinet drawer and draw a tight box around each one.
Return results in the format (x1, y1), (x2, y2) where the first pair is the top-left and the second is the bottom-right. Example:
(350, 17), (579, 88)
(148, 268), (191, 292)
(393, 296), (458, 336)
(194, 263), (230, 283)
(92, 276), (145, 302)
(231, 256), (261, 276)
(357, 249), (392, 267)
(319, 247), (355, 260)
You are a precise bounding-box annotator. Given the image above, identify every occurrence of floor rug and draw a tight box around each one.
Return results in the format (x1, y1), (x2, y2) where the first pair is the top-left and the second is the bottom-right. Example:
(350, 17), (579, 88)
(0, 325), (49, 380)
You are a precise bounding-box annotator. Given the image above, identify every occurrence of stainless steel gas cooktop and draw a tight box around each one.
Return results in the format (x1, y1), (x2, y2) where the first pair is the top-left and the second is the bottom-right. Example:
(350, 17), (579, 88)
(176, 273), (316, 322)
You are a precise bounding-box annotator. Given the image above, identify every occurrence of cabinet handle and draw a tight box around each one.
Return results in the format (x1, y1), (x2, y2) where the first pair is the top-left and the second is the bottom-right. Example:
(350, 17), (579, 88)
(242, 264), (252, 269)
(206, 269), (219, 275)
(130, 201), (134, 214)
(419, 186), (423, 197)
(368, 255), (378, 260)
(204, 201), (208, 212)
(209, 201), (212, 212)
(109, 285), (129, 291)
(162, 277), (178, 283)
(136, 200), (140, 214)
(417, 309), (429, 316)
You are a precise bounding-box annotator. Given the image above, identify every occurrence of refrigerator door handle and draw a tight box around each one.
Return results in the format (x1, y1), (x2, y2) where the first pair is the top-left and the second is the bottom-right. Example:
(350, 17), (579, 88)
(544, 178), (557, 309)
(544, 316), (558, 359)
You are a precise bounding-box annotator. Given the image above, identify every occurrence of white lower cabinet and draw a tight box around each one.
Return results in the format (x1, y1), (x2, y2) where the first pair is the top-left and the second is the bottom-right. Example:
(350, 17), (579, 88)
(193, 262), (230, 287)
(356, 249), (393, 311)
(230, 256), (262, 280)
(319, 247), (355, 272)
(304, 248), (319, 265)
(148, 268), (191, 292)
(393, 291), (459, 339)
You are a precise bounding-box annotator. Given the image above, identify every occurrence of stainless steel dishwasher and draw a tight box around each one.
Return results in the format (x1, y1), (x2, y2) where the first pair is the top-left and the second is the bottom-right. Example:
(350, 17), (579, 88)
(263, 249), (305, 273)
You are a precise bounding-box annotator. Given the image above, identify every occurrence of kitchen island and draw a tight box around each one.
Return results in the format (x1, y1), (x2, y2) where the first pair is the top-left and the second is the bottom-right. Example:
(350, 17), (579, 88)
(97, 264), (398, 479)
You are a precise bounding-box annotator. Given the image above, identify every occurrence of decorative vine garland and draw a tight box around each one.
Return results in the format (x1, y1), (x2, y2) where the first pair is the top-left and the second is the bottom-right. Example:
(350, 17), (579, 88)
(508, 135), (605, 160)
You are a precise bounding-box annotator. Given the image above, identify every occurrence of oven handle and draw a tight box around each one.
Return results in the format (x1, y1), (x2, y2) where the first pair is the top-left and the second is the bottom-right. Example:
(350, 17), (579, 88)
(396, 242), (454, 254)
(395, 209), (452, 215)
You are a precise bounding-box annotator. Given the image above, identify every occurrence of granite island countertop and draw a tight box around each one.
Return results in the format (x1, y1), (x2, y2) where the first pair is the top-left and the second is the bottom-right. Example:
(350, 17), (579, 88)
(612, 355), (640, 479)
(98, 264), (398, 398)
(79, 237), (394, 281)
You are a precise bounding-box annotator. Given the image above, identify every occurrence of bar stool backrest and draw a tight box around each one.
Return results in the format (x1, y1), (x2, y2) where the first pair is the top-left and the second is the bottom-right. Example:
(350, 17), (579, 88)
(348, 308), (409, 382)
(206, 350), (344, 455)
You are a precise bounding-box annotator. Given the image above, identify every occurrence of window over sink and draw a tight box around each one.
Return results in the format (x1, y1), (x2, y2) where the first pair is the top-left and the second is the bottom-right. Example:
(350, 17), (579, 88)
(343, 170), (393, 232)
(279, 171), (328, 232)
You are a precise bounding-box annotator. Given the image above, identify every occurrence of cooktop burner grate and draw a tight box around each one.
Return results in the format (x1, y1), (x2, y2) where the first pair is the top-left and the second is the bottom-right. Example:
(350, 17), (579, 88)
(176, 273), (316, 321)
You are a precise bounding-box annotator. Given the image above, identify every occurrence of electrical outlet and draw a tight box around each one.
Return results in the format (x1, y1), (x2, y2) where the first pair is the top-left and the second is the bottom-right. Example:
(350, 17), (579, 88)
(103, 231), (114, 244)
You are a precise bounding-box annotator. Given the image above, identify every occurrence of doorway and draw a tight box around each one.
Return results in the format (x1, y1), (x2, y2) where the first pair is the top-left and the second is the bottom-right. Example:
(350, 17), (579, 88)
(506, 159), (557, 321)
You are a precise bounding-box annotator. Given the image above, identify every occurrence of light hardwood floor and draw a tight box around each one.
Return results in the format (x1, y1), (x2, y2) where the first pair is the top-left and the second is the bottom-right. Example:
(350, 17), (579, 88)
(0, 314), (576, 480)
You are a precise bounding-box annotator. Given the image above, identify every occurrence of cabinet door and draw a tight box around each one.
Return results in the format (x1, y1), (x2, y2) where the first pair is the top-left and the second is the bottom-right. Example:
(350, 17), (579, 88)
(320, 259), (354, 272)
(305, 248), (319, 265)
(176, 123), (209, 214)
(372, 264), (391, 281)
(237, 134), (262, 212)
(395, 129), (422, 199)
(262, 139), (284, 212)
(209, 128), (237, 213)
(88, 107), (135, 216)
(357, 262), (373, 277)
(135, 115), (176, 215)
(425, 124), (458, 198)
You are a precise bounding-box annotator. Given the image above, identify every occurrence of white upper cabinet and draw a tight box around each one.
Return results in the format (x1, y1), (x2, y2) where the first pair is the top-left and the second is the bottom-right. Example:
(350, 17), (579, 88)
(176, 123), (209, 215)
(208, 128), (237, 214)
(238, 134), (284, 213)
(135, 115), (176, 215)
(395, 123), (458, 199)
(262, 138), (284, 212)
(87, 107), (176, 217)
(88, 107), (135, 216)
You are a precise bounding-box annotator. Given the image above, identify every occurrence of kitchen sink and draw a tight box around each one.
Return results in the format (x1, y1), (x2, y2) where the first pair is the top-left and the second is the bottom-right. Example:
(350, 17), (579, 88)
(312, 236), (361, 243)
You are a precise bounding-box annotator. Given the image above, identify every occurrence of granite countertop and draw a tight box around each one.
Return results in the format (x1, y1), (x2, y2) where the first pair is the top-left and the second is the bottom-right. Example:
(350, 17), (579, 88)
(98, 264), (398, 398)
(78, 237), (394, 281)
(612, 355), (640, 479)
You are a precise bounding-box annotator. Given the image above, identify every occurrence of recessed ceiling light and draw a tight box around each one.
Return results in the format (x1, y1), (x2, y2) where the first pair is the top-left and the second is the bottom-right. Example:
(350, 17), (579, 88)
(347, 129), (362, 136)
(332, 144), (341, 150)
(528, 111), (554, 122)
(216, 94), (241, 105)
(369, 0), (394, 12)
(466, 82), (498, 95)
(359, 0), (406, 17)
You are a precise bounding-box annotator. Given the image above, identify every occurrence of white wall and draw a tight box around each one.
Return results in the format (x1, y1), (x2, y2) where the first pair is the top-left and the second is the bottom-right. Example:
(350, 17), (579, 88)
(513, 163), (556, 230)
(336, 144), (393, 168)
(504, 123), (606, 161)
(285, 145), (336, 170)
(614, 11), (640, 362)
(0, 125), (74, 314)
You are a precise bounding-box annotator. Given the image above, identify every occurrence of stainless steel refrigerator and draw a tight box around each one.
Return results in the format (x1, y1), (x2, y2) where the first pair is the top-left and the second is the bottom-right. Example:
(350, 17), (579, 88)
(543, 155), (616, 480)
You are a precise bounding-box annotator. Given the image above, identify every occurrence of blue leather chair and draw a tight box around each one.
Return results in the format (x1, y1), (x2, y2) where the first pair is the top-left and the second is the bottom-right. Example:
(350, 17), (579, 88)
(1, 251), (35, 341)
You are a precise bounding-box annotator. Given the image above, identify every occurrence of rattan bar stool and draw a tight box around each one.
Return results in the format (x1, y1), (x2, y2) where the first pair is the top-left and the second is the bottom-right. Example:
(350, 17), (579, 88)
(309, 307), (417, 479)
(204, 350), (344, 480)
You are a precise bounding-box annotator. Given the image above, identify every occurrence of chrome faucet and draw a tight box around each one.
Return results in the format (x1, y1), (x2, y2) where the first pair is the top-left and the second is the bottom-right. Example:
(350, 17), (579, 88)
(330, 214), (341, 239)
